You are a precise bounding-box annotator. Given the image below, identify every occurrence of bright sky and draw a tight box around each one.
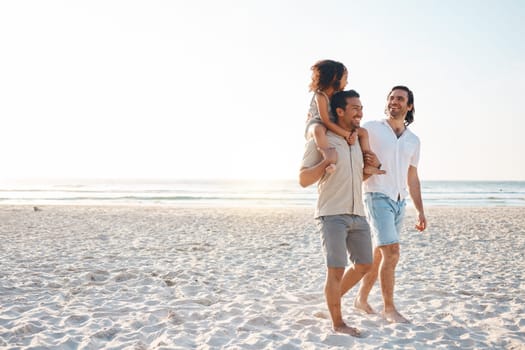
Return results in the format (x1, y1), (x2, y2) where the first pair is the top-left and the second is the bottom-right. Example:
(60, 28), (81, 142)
(1, 0), (524, 181)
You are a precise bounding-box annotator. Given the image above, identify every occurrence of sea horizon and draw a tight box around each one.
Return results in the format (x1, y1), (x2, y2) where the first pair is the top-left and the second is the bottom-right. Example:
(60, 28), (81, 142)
(1, 178), (524, 207)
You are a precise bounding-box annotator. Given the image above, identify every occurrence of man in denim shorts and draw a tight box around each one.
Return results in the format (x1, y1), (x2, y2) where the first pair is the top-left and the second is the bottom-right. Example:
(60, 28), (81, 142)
(300, 90), (382, 337)
(355, 86), (427, 323)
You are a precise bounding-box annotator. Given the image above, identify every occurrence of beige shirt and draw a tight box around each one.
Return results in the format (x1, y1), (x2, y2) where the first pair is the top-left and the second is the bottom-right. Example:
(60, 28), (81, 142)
(302, 131), (365, 218)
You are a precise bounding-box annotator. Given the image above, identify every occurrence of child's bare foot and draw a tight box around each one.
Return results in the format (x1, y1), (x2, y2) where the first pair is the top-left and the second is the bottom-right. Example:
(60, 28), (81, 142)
(318, 147), (337, 164)
(364, 165), (386, 175)
(325, 164), (336, 174)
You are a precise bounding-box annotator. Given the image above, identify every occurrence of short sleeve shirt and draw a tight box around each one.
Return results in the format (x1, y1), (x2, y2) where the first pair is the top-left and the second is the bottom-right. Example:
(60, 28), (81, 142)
(301, 131), (365, 218)
(363, 120), (421, 201)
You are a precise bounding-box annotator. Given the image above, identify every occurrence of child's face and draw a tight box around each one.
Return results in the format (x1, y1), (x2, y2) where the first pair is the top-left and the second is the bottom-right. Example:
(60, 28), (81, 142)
(339, 71), (348, 91)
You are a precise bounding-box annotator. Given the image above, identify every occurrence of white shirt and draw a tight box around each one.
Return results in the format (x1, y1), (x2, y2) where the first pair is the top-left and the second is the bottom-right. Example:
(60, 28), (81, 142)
(363, 119), (421, 201)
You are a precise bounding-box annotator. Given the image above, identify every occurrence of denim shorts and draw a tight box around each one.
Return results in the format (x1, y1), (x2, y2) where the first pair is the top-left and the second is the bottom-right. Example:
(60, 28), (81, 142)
(316, 214), (372, 268)
(364, 192), (406, 247)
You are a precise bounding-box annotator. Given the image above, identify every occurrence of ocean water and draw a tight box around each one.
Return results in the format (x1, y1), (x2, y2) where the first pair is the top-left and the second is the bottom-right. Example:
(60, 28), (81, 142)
(0, 179), (524, 207)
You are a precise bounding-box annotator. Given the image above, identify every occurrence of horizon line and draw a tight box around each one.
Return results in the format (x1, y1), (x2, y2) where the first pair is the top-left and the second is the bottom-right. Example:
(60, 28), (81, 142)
(2, 177), (525, 183)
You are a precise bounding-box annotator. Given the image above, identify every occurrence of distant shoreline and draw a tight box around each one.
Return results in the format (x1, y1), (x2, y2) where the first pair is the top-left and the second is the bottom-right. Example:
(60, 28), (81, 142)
(1, 179), (524, 207)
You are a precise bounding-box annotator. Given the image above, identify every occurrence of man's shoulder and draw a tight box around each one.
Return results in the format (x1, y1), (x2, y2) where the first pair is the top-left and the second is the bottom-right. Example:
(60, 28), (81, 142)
(326, 131), (346, 145)
(362, 119), (383, 129)
(362, 120), (386, 137)
(405, 128), (421, 143)
(301, 138), (321, 167)
(303, 138), (318, 152)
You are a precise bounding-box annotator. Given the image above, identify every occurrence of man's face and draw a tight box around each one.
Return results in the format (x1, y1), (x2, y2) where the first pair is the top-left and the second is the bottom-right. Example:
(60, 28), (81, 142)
(387, 89), (412, 119)
(340, 97), (363, 130)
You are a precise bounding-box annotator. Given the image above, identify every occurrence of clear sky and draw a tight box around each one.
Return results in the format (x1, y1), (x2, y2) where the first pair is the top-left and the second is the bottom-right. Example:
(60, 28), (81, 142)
(1, 0), (524, 181)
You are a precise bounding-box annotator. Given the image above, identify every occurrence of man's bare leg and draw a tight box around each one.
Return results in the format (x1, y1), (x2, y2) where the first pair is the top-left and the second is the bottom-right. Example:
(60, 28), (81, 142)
(378, 243), (409, 323)
(325, 267), (362, 337)
(340, 263), (372, 297)
(354, 247), (381, 314)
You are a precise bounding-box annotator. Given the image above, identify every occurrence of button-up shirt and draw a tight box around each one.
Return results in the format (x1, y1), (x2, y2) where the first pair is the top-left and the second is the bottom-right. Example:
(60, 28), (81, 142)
(302, 131), (365, 218)
(363, 119), (421, 201)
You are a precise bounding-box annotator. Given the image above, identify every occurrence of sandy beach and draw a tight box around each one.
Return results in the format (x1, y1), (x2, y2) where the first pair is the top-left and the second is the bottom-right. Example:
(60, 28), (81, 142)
(1, 205), (524, 349)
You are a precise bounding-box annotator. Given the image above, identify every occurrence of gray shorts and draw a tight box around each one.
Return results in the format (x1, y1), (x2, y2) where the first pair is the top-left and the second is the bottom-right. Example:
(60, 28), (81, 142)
(316, 214), (373, 268)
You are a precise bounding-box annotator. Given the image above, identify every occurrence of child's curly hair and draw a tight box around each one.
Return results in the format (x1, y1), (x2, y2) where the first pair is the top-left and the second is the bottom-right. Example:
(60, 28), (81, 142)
(309, 60), (347, 92)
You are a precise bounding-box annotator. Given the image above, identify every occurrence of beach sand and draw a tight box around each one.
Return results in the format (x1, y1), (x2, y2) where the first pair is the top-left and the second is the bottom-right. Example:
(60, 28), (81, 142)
(1, 205), (524, 349)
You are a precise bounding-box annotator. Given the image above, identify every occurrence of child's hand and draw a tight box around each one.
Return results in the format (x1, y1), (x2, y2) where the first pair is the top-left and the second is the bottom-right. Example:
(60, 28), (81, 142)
(346, 131), (357, 145)
(325, 164), (336, 174)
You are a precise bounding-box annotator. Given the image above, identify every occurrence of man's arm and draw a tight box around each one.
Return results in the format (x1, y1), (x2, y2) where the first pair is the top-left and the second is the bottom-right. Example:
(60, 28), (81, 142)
(299, 148), (336, 187)
(407, 165), (427, 231)
(362, 150), (386, 181)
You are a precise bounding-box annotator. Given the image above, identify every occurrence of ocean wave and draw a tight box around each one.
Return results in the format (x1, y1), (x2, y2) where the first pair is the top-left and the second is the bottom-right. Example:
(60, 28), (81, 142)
(0, 180), (524, 207)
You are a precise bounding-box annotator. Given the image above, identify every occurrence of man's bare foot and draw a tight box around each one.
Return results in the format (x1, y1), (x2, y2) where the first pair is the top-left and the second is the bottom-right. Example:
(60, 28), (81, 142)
(363, 165), (386, 175)
(353, 299), (375, 314)
(333, 323), (362, 337)
(382, 309), (410, 323)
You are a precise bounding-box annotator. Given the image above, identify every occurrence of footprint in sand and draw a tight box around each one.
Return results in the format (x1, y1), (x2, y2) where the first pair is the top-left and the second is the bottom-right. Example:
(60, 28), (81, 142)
(113, 272), (136, 282)
(92, 327), (119, 340)
(313, 311), (329, 319)
(164, 279), (175, 287)
(64, 314), (90, 326)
